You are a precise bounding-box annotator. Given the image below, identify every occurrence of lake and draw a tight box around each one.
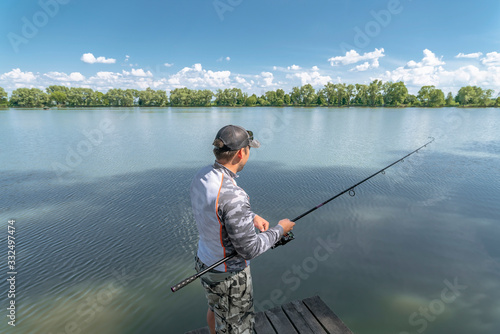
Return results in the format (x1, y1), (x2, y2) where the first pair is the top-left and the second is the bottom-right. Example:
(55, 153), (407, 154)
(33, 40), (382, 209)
(1, 107), (499, 334)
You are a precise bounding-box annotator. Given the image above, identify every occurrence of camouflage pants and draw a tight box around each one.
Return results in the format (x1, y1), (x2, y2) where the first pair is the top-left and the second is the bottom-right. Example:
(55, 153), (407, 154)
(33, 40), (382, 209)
(195, 257), (255, 334)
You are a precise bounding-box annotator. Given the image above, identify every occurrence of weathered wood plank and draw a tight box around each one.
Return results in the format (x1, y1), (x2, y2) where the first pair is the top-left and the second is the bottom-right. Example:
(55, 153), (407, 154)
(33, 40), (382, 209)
(302, 295), (353, 334)
(254, 311), (276, 334)
(289, 299), (329, 334)
(282, 301), (315, 334)
(265, 306), (299, 334)
(187, 295), (353, 334)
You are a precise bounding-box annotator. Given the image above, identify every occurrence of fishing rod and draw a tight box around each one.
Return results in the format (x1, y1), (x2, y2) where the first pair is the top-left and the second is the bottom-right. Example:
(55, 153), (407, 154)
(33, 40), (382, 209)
(171, 137), (435, 292)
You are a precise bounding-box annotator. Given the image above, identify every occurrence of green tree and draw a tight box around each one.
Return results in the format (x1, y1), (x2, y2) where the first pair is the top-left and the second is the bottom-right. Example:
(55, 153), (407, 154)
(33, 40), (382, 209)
(215, 88), (244, 106)
(50, 91), (67, 106)
(445, 92), (457, 106)
(194, 90), (213, 106)
(383, 81), (408, 106)
(106, 88), (134, 107)
(324, 83), (337, 106)
(245, 94), (257, 106)
(290, 86), (302, 105)
(405, 94), (420, 106)
(455, 86), (478, 106)
(10, 88), (48, 107)
(170, 87), (192, 106)
(316, 89), (327, 106)
(276, 89), (285, 102)
(367, 80), (383, 106)
(91, 91), (107, 106)
(345, 84), (355, 106)
(495, 96), (500, 107)
(428, 88), (445, 107)
(335, 83), (346, 106)
(301, 84), (317, 106)
(257, 97), (270, 106)
(353, 84), (368, 105)
(478, 88), (493, 106)
(265, 90), (277, 105)
(417, 86), (434, 107)
(0, 87), (8, 106)
(283, 93), (291, 105)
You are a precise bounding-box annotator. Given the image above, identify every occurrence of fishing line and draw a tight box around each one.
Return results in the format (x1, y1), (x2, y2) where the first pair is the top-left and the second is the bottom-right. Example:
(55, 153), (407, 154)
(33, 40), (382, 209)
(171, 137), (435, 292)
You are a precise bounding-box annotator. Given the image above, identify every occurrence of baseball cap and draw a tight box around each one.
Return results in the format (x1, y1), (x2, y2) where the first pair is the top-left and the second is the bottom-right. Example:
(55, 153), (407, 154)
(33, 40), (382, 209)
(213, 125), (261, 151)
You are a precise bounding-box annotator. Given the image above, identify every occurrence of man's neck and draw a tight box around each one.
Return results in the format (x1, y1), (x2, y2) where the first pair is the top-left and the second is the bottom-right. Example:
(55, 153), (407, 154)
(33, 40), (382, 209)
(216, 160), (238, 175)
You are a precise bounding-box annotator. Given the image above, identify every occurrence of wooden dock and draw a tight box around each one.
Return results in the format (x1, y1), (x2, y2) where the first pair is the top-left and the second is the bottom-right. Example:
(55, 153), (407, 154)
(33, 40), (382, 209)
(186, 295), (353, 334)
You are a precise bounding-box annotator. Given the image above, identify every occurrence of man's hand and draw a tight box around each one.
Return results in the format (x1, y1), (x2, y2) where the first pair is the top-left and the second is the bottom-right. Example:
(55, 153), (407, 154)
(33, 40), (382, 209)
(253, 215), (270, 232)
(278, 219), (295, 234)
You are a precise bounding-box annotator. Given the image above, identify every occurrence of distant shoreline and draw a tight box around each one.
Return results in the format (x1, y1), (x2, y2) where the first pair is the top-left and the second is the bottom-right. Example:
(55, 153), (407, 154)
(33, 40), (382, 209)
(2, 82), (499, 108)
(2, 105), (498, 110)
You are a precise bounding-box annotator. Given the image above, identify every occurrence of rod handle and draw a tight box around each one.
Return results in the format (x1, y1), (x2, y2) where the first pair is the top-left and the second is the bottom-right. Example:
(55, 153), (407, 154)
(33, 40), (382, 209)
(171, 273), (198, 293)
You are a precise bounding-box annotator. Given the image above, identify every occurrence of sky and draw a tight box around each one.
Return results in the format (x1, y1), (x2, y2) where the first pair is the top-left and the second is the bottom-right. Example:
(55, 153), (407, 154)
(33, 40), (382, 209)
(0, 0), (499, 96)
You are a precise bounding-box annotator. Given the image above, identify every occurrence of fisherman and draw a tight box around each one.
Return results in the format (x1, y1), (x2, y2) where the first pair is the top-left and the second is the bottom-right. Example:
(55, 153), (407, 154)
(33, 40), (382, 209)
(190, 125), (295, 334)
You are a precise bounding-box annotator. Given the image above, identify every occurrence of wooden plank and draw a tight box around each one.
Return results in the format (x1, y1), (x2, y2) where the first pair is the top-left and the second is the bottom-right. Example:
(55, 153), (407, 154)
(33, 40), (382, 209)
(302, 296), (353, 334)
(184, 327), (210, 334)
(287, 299), (329, 334)
(254, 311), (276, 334)
(265, 306), (299, 334)
(282, 301), (315, 334)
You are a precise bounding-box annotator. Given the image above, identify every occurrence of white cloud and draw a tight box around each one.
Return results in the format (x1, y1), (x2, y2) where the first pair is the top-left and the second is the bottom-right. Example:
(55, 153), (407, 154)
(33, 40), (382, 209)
(350, 59), (380, 72)
(259, 72), (275, 87)
(0, 68), (37, 83)
(44, 72), (85, 82)
(287, 64), (302, 70)
(288, 70), (332, 86)
(380, 49), (500, 93)
(235, 76), (252, 89)
(420, 49), (445, 67)
(481, 52), (500, 67)
(312, 66), (319, 71)
(217, 56), (231, 62)
(328, 48), (385, 66)
(81, 53), (116, 64)
(127, 68), (153, 77)
(455, 52), (482, 59)
(164, 63), (174, 67)
(87, 71), (166, 91)
(168, 63), (232, 88)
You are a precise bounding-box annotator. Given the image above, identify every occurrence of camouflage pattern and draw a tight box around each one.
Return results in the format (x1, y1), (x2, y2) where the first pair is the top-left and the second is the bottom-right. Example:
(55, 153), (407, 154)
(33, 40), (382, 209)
(216, 162), (283, 271)
(196, 257), (255, 334)
(191, 161), (283, 272)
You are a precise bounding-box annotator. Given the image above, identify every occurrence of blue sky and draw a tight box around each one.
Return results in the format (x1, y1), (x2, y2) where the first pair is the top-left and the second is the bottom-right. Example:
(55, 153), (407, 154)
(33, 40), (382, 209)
(0, 0), (499, 95)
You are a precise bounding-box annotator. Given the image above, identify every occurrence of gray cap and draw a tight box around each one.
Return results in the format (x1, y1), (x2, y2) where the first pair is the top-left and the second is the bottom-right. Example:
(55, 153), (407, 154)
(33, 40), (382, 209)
(213, 125), (260, 151)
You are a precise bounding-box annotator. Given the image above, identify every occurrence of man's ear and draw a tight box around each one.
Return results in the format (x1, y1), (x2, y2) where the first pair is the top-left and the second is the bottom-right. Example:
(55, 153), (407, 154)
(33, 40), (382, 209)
(236, 148), (244, 159)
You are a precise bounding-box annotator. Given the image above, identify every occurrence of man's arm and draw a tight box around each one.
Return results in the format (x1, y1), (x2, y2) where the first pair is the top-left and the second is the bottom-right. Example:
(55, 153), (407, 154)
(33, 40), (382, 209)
(221, 188), (294, 260)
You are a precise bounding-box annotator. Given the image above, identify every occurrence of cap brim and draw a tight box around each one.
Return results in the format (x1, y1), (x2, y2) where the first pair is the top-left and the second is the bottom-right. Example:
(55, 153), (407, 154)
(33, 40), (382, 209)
(249, 139), (260, 148)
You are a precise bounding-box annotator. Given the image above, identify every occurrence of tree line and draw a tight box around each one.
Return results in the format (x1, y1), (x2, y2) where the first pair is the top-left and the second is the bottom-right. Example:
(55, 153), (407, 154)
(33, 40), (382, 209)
(1, 81), (499, 108)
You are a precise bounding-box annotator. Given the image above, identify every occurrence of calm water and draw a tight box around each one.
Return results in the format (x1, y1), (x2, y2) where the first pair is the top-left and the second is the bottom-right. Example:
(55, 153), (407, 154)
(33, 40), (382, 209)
(1, 107), (499, 334)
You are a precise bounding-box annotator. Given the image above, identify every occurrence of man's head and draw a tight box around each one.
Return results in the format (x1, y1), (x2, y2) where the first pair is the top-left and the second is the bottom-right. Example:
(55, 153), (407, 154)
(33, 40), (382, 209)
(213, 125), (260, 172)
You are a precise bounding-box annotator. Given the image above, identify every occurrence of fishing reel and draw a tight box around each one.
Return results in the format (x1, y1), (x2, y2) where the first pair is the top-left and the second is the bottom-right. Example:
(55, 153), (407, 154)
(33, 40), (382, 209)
(271, 231), (295, 249)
